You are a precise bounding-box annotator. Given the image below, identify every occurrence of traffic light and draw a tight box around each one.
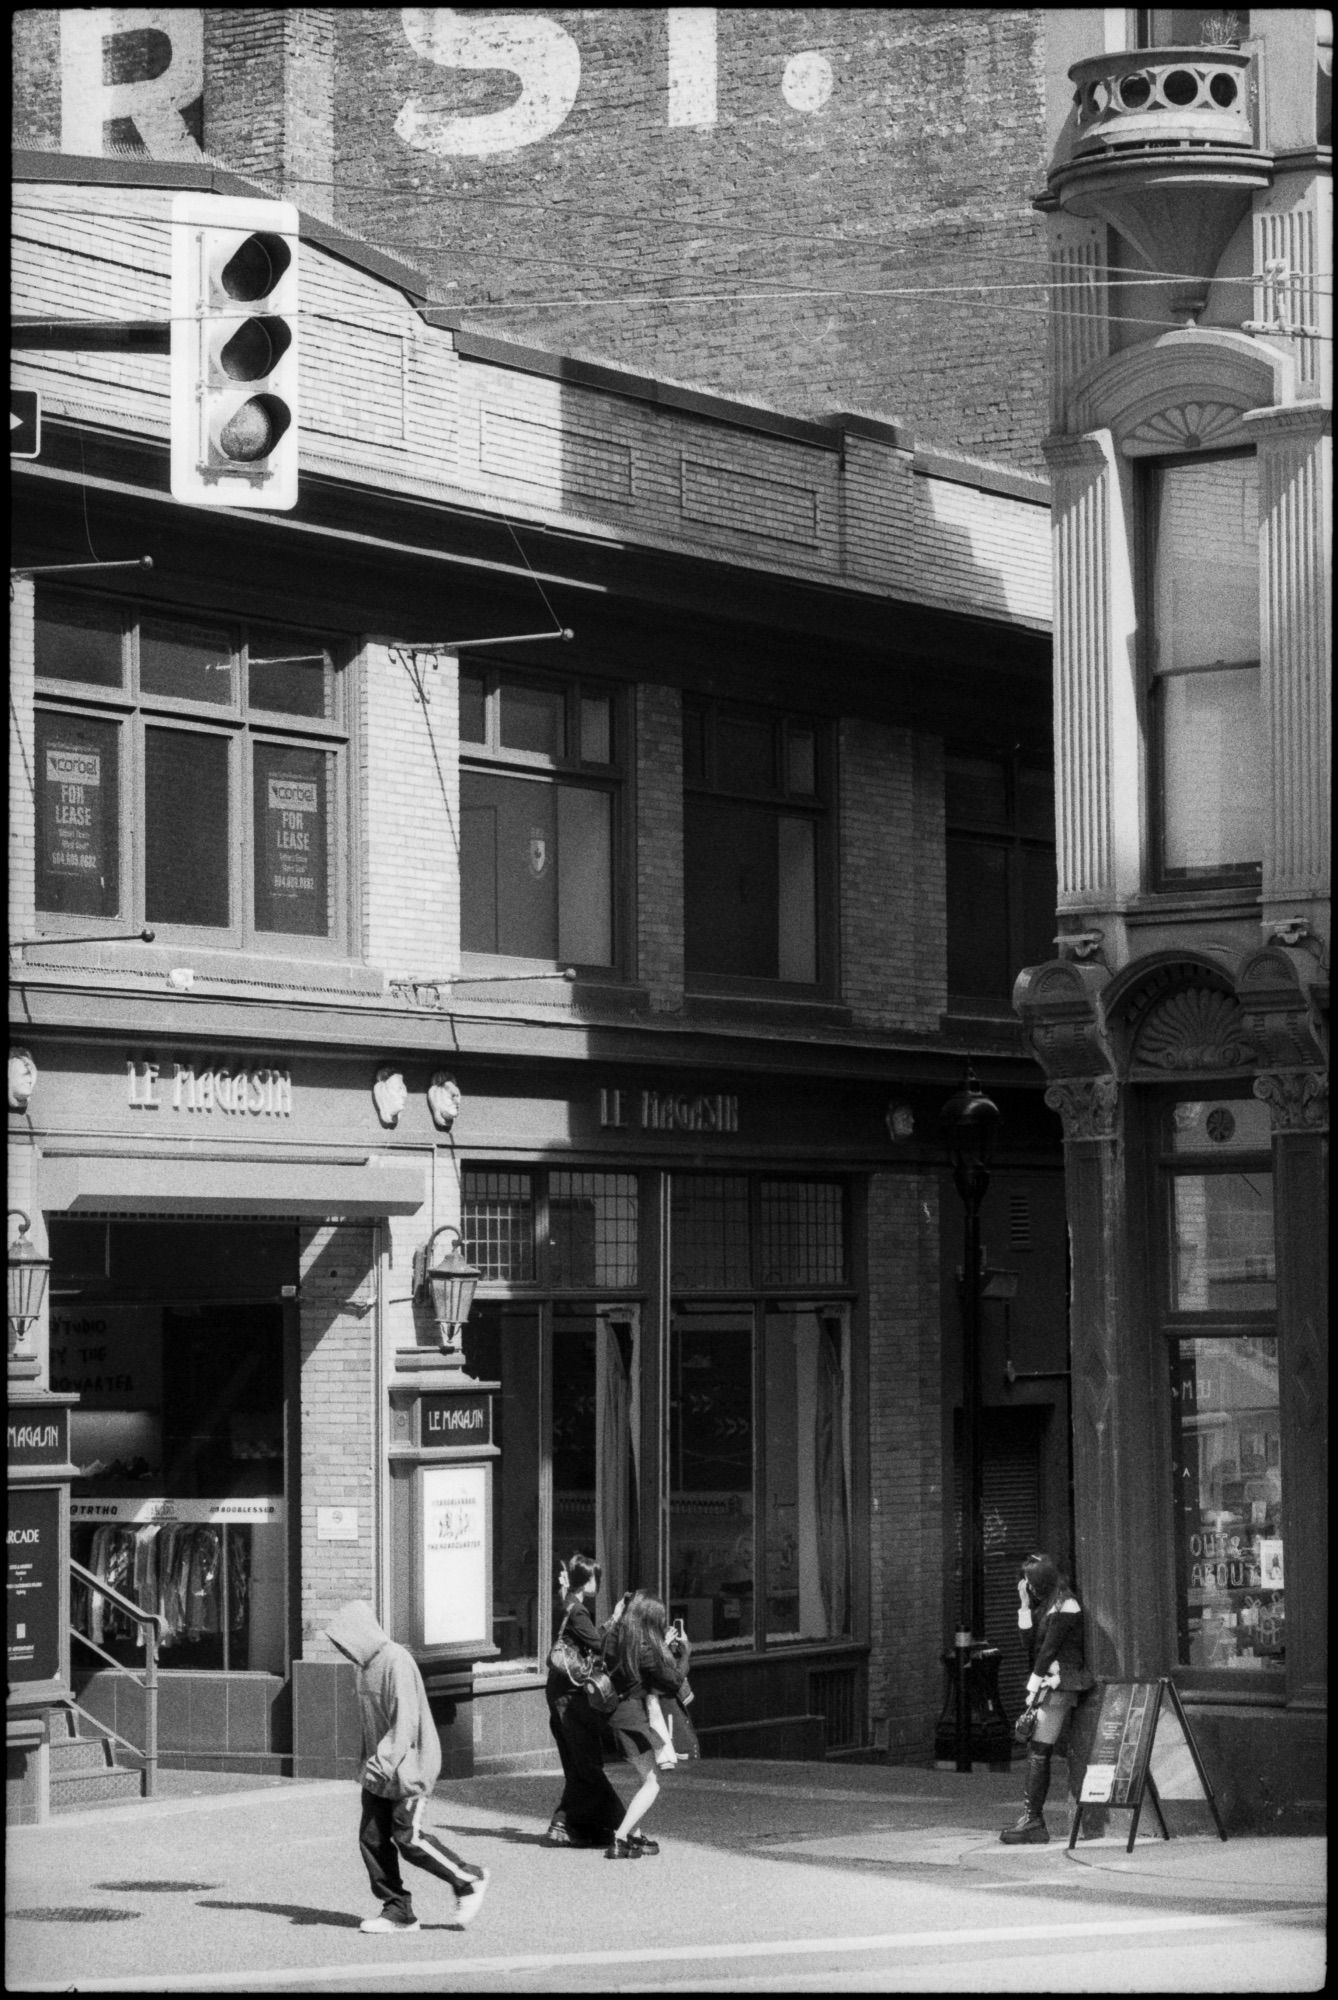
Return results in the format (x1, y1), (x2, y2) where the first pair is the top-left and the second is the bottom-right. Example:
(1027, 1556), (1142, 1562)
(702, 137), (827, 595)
(170, 193), (299, 509)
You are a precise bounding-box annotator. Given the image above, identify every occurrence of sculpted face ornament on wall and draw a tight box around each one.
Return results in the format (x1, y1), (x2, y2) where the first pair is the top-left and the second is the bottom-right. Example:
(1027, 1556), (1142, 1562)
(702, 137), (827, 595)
(428, 1071), (462, 1132)
(373, 1066), (408, 1129)
(885, 1102), (915, 1142)
(8, 1048), (38, 1113)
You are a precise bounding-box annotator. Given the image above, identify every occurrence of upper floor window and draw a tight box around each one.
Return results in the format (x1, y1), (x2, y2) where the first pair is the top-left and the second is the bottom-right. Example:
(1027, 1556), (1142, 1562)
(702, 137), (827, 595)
(458, 664), (621, 969)
(1144, 452), (1262, 887)
(34, 592), (349, 950)
(945, 751), (1056, 1009)
(683, 699), (831, 990)
(1137, 10), (1249, 45)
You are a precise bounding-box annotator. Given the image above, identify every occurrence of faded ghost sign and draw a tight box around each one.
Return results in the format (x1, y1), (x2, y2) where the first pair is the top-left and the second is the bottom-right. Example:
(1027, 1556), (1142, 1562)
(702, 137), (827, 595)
(54, 10), (838, 165)
(61, 8), (204, 158)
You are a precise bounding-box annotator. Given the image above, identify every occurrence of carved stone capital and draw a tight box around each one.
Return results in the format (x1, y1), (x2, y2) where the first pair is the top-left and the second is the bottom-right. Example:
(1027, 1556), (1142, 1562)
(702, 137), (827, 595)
(1045, 1074), (1120, 1141)
(1252, 1069), (1329, 1133)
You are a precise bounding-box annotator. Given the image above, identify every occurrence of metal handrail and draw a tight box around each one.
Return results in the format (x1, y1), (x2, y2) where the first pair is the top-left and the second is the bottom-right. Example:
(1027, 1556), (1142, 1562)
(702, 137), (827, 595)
(70, 1557), (167, 1799)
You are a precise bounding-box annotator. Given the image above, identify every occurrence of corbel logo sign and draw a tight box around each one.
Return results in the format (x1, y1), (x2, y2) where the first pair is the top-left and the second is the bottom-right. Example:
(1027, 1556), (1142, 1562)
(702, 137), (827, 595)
(599, 1087), (739, 1134)
(127, 1059), (293, 1115)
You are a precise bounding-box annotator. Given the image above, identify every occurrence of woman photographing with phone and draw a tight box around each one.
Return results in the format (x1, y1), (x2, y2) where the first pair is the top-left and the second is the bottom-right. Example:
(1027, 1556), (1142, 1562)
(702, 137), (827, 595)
(1000, 1552), (1096, 1845)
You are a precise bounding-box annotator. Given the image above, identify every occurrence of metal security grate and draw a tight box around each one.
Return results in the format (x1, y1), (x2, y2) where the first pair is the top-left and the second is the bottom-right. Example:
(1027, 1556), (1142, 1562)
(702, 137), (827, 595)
(671, 1174), (750, 1289)
(808, 1663), (861, 1751)
(549, 1171), (638, 1287)
(760, 1180), (844, 1286)
(463, 1170), (535, 1281)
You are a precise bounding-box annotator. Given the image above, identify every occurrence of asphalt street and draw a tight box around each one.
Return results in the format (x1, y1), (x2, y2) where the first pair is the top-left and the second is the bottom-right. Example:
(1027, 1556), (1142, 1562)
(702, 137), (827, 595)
(6, 1760), (1326, 1993)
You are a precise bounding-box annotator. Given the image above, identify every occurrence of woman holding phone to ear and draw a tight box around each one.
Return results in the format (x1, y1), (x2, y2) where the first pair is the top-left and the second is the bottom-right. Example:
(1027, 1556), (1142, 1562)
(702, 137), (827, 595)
(1000, 1552), (1096, 1845)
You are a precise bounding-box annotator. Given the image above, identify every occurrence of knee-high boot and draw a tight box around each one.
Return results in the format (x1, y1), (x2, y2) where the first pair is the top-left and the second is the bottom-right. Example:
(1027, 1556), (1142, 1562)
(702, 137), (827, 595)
(999, 1746), (1052, 1844)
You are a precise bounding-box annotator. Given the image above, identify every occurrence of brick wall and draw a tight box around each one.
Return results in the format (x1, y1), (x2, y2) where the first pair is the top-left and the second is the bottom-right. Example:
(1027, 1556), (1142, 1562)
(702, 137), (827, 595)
(359, 640), (460, 983)
(299, 1222), (378, 1657)
(866, 1169), (946, 1758)
(329, 7), (1050, 471)
(635, 682), (684, 1010)
(204, 9), (336, 221)
(840, 720), (946, 1032)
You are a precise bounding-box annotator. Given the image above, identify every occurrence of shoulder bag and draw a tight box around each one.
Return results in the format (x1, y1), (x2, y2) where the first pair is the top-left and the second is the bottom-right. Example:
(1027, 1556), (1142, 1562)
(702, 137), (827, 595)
(583, 1664), (620, 1716)
(547, 1615), (593, 1687)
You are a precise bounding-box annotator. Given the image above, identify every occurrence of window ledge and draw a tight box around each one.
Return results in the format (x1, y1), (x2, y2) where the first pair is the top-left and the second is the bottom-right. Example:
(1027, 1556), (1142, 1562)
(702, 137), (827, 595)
(1125, 888), (1263, 921)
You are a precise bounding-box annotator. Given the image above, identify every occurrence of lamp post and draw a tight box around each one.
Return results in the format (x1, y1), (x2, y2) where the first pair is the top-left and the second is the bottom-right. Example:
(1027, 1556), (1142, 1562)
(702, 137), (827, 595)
(937, 1073), (1011, 1771)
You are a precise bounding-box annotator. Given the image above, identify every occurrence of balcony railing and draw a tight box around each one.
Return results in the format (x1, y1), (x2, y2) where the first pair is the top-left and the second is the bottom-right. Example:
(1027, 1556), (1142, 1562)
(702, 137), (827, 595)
(1069, 48), (1256, 157)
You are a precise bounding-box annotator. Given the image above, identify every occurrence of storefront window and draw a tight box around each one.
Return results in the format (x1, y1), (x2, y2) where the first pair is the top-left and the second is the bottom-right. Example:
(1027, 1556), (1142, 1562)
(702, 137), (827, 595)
(464, 1164), (853, 1662)
(1170, 1336), (1284, 1673)
(1167, 1096), (1275, 1312)
(669, 1306), (756, 1646)
(763, 1309), (851, 1641)
(58, 1221), (295, 1676)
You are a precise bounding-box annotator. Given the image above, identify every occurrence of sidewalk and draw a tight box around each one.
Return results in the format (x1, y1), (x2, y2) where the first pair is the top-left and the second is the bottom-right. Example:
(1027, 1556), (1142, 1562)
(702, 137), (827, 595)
(7, 1759), (1326, 1993)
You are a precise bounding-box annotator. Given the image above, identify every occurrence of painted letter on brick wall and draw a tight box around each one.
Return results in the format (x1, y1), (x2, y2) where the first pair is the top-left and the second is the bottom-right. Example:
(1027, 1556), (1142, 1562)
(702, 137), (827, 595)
(61, 7), (203, 158)
(396, 6), (581, 157)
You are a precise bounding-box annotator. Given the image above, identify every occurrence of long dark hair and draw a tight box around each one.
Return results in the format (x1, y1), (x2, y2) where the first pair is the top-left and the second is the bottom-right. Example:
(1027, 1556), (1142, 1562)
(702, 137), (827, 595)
(610, 1589), (673, 1685)
(1022, 1552), (1075, 1621)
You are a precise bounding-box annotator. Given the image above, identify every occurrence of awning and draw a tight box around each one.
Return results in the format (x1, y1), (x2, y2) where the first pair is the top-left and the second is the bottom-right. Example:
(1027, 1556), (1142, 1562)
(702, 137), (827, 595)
(39, 1154), (426, 1218)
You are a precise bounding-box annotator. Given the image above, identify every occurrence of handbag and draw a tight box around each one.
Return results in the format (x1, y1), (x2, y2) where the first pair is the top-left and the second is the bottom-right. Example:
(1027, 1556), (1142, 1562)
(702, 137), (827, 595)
(583, 1666), (620, 1716)
(547, 1616), (593, 1687)
(1013, 1689), (1048, 1745)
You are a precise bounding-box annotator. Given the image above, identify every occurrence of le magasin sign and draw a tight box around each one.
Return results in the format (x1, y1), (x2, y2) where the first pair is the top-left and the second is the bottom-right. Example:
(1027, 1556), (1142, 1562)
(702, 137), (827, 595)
(422, 1393), (491, 1448)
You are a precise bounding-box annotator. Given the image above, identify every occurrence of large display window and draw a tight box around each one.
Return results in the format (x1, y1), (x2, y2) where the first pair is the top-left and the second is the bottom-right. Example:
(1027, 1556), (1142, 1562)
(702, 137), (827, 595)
(53, 1219), (296, 1675)
(1159, 1096), (1283, 1679)
(460, 1163), (853, 1665)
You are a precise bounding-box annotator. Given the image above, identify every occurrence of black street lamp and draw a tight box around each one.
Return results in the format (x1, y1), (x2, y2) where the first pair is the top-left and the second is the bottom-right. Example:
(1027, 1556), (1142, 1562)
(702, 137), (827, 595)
(937, 1072), (1011, 1771)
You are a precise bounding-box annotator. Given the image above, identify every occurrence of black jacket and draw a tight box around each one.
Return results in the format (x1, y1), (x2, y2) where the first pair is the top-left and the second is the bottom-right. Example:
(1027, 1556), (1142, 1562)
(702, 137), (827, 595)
(1021, 1596), (1095, 1694)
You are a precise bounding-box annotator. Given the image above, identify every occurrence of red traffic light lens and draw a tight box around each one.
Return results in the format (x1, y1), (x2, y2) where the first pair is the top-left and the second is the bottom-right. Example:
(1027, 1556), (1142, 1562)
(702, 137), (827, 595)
(218, 394), (292, 464)
(218, 316), (293, 382)
(220, 231), (292, 302)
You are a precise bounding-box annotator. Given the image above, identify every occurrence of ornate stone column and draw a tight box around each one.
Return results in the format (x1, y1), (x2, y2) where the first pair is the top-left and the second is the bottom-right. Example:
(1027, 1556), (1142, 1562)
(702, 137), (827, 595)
(1252, 1067), (1328, 1709)
(1044, 1074), (1167, 1681)
(1041, 431), (1141, 919)
(1241, 403), (1332, 921)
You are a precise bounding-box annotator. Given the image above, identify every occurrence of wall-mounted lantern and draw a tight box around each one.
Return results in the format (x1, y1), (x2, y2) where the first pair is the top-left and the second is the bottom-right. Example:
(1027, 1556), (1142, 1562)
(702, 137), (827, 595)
(411, 1225), (481, 1363)
(8, 1209), (50, 1381)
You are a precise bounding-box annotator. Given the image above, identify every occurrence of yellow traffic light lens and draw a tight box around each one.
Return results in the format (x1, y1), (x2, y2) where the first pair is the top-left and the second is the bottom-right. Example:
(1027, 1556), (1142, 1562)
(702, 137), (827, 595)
(218, 316), (293, 382)
(218, 394), (292, 463)
(220, 230), (292, 302)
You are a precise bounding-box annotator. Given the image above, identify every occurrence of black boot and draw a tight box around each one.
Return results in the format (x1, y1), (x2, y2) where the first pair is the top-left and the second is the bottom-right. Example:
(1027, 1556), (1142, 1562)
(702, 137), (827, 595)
(1000, 1747), (1052, 1844)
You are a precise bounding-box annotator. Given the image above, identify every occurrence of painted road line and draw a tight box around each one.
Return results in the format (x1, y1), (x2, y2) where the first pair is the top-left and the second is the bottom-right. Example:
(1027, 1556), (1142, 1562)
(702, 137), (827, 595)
(15, 1909), (1304, 1992)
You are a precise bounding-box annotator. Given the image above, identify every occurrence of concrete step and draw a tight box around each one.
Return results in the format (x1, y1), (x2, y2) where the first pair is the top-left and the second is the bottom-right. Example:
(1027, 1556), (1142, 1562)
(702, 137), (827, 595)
(47, 1710), (145, 1812)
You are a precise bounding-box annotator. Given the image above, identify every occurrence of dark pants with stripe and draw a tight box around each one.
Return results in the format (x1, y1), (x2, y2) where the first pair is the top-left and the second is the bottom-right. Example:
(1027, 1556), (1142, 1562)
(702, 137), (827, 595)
(358, 1789), (483, 1923)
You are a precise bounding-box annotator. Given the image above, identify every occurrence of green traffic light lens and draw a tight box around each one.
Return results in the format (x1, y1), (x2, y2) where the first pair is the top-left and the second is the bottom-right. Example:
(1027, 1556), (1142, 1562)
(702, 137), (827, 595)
(218, 315), (293, 382)
(218, 394), (292, 464)
(220, 231), (292, 302)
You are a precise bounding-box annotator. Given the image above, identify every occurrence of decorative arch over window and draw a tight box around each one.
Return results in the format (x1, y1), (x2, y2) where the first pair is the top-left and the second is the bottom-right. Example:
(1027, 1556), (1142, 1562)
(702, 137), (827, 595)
(1067, 328), (1291, 447)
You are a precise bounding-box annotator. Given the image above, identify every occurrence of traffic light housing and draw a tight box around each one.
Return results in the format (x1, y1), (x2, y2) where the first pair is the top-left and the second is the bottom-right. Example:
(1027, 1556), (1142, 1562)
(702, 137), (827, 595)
(171, 194), (299, 508)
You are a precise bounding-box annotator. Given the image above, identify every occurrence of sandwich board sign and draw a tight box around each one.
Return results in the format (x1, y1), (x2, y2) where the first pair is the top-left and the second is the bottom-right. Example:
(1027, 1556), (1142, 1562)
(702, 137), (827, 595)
(1070, 1678), (1227, 1851)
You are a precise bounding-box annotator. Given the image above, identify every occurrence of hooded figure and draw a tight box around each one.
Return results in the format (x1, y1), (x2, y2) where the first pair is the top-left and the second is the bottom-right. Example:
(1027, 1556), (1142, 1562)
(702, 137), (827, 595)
(327, 1598), (441, 1799)
(325, 1600), (488, 1933)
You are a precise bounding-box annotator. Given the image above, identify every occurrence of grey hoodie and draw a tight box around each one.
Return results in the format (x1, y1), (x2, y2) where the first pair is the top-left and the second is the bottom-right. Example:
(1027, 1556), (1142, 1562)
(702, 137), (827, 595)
(325, 1599), (442, 1799)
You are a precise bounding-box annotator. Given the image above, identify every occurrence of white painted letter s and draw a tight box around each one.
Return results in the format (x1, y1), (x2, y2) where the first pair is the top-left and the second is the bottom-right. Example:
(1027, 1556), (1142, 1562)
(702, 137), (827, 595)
(396, 7), (581, 157)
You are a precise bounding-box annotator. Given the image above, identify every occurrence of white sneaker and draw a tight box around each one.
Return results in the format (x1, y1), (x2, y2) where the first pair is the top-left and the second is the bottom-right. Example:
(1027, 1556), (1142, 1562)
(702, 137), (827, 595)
(453, 1868), (490, 1929)
(360, 1912), (420, 1934)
